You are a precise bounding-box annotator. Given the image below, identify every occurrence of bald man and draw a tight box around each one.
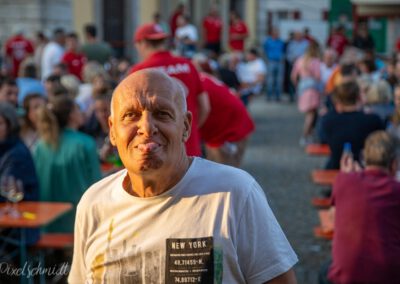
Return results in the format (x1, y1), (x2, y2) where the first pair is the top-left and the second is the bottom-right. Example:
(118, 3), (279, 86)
(69, 69), (298, 284)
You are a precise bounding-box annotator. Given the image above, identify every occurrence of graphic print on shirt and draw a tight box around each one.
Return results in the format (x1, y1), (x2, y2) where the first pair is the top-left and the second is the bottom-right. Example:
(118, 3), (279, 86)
(89, 219), (220, 283)
(165, 237), (214, 284)
(90, 218), (163, 283)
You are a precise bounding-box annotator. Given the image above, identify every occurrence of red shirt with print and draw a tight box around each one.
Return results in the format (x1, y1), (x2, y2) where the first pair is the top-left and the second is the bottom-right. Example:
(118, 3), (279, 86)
(61, 51), (87, 80)
(229, 21), (248, 51)
(327, 33), (349, 56)
(199, 73), (254, 147)
(130, 51), (203, 156)
(5, 35), (34, 77)
(203, 16), (222, 44)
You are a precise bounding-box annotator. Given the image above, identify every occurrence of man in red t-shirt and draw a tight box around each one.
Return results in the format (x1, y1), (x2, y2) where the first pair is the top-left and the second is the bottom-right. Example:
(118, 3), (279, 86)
(326, 26), (349, 56)
(4, 32), (34, 78)
(202, 6), (222, 55)
(229, 11), (248, 52)
(61, 32), (87, 81)
(319, 131), (400, 283)
(130, 23), (210, 156)
(198, 71), (254, 167)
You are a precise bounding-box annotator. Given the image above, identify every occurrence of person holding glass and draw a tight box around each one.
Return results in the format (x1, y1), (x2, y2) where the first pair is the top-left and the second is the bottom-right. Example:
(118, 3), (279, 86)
(0, 102), (40, 244)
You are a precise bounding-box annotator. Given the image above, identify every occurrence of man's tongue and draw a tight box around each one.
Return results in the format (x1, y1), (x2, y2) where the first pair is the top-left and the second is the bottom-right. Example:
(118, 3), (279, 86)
(138, 142), (159, 152)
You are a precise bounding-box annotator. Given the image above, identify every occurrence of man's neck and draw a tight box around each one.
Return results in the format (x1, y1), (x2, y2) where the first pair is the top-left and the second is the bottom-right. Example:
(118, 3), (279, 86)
(143, 47), (166, 60)
(87, 37), (97, 44)
(126, 155), (192, 198)
(336, 104), (359, 113)
(365, 165), (393, 176)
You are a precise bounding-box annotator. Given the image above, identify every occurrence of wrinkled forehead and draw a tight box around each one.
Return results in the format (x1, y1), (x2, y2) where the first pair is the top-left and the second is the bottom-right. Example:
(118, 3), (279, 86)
(112, 71), (182, 113)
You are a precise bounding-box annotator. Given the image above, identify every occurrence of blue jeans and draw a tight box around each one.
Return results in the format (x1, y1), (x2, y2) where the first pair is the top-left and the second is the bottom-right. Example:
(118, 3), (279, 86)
(267, 60), (284, 100)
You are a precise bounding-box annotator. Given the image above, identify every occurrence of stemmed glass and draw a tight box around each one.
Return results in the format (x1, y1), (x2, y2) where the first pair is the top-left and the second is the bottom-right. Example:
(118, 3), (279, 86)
(0, 176), (24, 218)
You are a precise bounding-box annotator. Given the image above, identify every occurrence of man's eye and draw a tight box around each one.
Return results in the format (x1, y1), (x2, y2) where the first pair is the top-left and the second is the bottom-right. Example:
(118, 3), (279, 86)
(156, 111), (172, 118)
(123, 112), (136, 119)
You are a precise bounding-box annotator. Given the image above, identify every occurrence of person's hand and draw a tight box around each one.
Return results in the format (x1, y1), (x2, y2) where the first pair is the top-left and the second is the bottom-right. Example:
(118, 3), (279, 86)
(318, 106), (328, 116)
(340, 155), (362, 173)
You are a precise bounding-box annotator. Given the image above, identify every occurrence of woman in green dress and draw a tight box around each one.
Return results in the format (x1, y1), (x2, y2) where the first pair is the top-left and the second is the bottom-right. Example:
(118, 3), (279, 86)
(34, 96), (102, 232)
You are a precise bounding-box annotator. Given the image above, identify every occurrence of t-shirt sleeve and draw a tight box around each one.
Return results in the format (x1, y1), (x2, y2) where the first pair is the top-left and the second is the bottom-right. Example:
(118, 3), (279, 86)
(236, 181), (298, 283)
(68, 204), (87, 283)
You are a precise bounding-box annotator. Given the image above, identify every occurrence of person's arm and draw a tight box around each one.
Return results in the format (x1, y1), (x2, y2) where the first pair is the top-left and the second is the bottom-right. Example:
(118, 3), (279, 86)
(197, 92), (210, 127)
(263, 269), (297, 284)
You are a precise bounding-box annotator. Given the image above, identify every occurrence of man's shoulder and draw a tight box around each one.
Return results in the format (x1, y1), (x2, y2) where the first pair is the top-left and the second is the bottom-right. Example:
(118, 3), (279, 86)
(78, 169), (126, 207)
(191, 158), (257, 194)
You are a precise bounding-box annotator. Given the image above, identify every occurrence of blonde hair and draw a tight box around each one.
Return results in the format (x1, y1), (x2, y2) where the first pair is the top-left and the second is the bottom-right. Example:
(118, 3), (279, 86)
(36, 96), (75, 148)
(82, 61), (108, 83)
(363, 131), (397, 168)
(365, 80), (392, 105)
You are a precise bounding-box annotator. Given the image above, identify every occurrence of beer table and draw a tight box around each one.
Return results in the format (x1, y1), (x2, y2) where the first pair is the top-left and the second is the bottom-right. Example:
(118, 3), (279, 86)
(311, 169), (339, 186)
(305, 144), (331, 156)
(0, 202), (72, 283)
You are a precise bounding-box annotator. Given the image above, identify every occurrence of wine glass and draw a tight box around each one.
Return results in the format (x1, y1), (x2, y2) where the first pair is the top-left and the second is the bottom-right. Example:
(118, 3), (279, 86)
(1, 176), (24, 218)
(0, 175), (11, 216)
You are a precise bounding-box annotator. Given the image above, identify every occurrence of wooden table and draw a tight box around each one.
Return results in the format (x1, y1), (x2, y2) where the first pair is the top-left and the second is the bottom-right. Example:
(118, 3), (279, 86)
(0, 202), (72, 283)
(305, 144), (331, 156)
(311, 170), (339, 186)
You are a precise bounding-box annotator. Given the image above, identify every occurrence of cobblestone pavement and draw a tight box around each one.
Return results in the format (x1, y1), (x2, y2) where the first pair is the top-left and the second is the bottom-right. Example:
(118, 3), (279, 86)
(241, 96), (331, 284)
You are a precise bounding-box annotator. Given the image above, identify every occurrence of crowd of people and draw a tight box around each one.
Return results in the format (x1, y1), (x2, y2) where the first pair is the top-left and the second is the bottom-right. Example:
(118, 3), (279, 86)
(1, 3), (400, 283)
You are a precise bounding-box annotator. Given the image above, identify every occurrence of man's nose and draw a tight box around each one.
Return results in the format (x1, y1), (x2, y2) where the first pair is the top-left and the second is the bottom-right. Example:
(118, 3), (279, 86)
(137, 111), (158, 136)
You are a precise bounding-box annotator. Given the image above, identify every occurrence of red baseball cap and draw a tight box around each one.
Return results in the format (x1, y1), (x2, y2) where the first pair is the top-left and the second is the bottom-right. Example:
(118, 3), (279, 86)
(134, 23), (168, 42)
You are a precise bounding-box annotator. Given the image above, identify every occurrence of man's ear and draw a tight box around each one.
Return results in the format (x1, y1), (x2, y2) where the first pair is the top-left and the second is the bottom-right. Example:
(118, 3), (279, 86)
(108, 116), (117, 146)
(390, 158), (398, 176)
(182, 111), (192, 142)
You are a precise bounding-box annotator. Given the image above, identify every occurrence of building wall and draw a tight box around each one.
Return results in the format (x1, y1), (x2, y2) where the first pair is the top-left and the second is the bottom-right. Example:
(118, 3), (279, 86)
(245, 0), (257, 48)
(72, 0), (95, 41)
(260, 0), (330, 42)
(0, 0), (72, 44)
(0, 0), (42, 43)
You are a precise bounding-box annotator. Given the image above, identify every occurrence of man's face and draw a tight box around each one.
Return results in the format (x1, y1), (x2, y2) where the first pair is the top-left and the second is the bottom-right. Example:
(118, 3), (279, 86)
(0, 84), (18, 107)
(94, 99), (110, 127)
(109, 72), (191, 175)
(395, 62), (400, 79)
(135, 41), (146, 60)
(394, 87), (400, 108)
(66, 37), (78, 51)
(28, 97), (46, 127)
(0, 115), (7, 142)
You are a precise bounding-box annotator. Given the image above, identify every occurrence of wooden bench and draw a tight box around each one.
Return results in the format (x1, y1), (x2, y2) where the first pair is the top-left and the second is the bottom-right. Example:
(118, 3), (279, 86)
(33, 233), (74, 283)
(34, 233), (74, 249)
(311, 197), (332, 208)
(314, 210), (334, 240)
(311, 170), (339, 186)
(305, 144), (331, 156)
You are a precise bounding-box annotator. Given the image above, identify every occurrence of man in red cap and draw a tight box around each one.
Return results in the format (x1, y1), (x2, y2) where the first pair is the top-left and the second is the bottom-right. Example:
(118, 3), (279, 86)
(130, 23), (210, 156)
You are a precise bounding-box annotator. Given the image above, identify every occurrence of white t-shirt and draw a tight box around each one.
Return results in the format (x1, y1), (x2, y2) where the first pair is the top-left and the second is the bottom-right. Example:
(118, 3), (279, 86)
(175, 24), (198, 42)
(69, 158), (297, 284)
(237, 58), (267, 84)
(41, 41), (64, 80)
